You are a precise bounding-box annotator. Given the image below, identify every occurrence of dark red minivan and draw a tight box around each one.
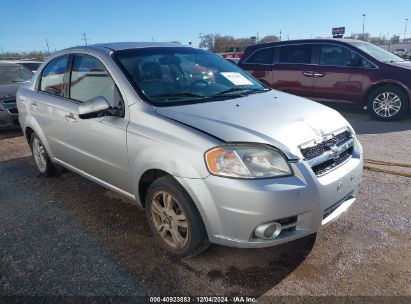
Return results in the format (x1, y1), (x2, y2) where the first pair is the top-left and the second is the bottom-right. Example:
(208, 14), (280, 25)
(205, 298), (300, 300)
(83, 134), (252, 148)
(238, 39), (411, 121)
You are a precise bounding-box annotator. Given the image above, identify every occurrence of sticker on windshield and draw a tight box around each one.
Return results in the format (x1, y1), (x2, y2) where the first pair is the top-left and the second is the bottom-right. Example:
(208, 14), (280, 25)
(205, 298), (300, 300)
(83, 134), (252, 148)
(220, 72), (253, 86)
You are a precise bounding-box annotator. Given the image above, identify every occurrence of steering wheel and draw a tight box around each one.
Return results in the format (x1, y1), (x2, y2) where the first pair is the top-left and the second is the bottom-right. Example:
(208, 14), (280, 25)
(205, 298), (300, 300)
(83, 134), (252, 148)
(175, 75), (190, 89)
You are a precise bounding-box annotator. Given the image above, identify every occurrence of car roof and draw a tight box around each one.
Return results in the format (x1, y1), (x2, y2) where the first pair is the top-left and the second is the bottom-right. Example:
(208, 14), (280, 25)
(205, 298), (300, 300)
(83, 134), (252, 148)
(248, 38), (365, 48)
(88, 42), (186, 51)
(240, 38), (371, 59)
(39, 42), (191, 66)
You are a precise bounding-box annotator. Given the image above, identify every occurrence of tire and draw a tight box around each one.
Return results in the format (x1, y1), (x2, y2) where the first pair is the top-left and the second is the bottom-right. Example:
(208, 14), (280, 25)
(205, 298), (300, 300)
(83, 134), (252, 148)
(366, 85), (409, 121)
(145, 175), (209, 258)
(29, 133), (55, 177)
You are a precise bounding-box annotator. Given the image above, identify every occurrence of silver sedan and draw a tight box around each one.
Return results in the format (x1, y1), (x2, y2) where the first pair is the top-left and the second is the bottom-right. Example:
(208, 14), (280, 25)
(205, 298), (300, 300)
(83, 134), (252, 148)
(17, 42), (363, 257)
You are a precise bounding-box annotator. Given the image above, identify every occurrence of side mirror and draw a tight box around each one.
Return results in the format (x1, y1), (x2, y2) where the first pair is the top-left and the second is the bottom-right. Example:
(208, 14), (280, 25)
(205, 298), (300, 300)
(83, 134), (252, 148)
(78, 96), (110, 119)
(346, 58), (362, 67)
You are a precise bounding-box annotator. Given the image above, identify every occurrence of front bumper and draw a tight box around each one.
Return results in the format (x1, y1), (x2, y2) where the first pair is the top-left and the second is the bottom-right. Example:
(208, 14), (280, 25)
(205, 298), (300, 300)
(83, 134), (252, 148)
(0, 100), (19, 127)
(176, 139), (363, 248)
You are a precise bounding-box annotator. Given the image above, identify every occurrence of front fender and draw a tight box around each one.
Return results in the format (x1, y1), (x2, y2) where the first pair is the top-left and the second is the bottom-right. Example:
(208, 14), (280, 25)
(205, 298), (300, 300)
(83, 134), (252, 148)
(129, 143), (210, 202)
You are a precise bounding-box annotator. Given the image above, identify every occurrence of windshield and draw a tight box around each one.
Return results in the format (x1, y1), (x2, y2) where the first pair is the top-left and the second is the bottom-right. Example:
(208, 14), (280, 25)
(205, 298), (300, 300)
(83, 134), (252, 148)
(0, 64), (34, 85)
(349, 41), (404, 63)
(114, 47), (268, 106)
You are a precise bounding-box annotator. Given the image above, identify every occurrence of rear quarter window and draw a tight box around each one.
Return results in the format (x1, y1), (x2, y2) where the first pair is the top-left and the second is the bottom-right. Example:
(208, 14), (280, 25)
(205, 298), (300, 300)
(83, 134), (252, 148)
(245, 47), (275, 64)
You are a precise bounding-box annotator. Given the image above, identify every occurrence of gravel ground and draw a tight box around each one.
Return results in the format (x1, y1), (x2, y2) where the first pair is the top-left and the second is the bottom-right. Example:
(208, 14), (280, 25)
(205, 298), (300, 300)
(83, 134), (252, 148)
(0, 107), (410, 302)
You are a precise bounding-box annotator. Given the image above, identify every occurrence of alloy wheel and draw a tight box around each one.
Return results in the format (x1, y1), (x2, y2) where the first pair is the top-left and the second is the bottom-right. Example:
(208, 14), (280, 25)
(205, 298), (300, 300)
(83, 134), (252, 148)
(150, 190), (189, 250)
(372, 92), (402, 118)
(32, 137), (47, 173)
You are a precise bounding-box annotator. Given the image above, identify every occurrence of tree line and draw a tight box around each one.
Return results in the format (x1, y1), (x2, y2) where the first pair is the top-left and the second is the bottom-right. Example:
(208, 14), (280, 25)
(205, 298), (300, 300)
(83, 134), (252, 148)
(347, 33), (401, 44)
(0, 51), (50, 61)
(199, 32), (404, 53)
(199, 33), (279, 53)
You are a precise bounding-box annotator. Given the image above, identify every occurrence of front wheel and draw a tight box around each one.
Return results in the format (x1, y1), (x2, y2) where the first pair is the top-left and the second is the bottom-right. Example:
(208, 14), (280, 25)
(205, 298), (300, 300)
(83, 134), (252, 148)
(145, 176), (209, 258)
(366, 85), (409, 121)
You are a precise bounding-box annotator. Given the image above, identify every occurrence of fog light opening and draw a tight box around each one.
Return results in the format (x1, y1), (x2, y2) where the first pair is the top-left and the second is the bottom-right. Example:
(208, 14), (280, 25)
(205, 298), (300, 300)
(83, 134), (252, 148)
(255, 222), (282, 240)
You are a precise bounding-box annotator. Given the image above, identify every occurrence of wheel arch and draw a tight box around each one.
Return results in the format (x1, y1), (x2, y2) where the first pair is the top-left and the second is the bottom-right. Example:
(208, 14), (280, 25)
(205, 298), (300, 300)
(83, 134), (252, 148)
(138, 169), (170, 208)
(136, 168), (213, 238)
(24, 119), (55, 159)
(363, 82), (410, 107)
(25, 126), (35, 144)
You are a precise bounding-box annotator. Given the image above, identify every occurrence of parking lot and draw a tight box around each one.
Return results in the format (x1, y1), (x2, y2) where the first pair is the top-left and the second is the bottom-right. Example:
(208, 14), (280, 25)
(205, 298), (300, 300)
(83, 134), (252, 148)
(0, 105), (410, 300)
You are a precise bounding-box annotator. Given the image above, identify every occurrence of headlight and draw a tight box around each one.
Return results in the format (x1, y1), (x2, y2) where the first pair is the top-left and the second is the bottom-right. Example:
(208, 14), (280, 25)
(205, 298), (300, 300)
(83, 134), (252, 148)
(205, 144), (292, 179)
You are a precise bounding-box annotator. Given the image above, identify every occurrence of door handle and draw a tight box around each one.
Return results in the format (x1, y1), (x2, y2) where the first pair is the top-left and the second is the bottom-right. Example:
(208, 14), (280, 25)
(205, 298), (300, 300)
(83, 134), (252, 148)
(314, 72), (325, 77)
(65, 113), (77, 123)
(31, 101), (38, 108)
(303, 71), (315, 77)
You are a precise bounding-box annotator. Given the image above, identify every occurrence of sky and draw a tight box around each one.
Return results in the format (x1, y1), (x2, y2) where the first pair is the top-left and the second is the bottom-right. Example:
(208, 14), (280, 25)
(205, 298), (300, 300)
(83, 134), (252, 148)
(1, 0), (410, 52)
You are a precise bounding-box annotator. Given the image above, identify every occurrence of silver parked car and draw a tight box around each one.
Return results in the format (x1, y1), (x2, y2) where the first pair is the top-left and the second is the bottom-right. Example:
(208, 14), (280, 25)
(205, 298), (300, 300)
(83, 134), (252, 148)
(17, 42), (363, 257)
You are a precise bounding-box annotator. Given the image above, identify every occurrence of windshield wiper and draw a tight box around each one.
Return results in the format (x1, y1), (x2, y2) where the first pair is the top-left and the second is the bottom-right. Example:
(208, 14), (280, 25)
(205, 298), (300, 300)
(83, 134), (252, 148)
(149, 92), (205, 99)
(212, 87), (270, 97)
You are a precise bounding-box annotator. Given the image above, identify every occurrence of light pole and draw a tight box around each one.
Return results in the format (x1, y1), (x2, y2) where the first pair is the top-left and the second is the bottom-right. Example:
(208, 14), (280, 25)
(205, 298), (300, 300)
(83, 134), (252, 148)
(45, 39), (50, 54)
(362, 14), (366, 40)
(404, 18), (408, 42)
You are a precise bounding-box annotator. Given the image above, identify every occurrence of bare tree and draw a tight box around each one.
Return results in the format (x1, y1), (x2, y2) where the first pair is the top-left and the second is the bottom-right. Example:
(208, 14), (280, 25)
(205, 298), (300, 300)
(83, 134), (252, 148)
(370, 36), (386, 45)
(347, 32), (371, 41)
(215, 35), (236, 52)
(200, 33), (268, 52)
(199, 33), (220, 51)
(390, 35), (400, 44)
(259, 35), (279, 43)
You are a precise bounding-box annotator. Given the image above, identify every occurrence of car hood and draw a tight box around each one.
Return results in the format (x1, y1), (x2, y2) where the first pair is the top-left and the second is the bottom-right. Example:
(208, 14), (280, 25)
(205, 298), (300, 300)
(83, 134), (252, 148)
(387, 61), (411, 70)
(155, 90), (351, 159)
(0, 83), (20, 98)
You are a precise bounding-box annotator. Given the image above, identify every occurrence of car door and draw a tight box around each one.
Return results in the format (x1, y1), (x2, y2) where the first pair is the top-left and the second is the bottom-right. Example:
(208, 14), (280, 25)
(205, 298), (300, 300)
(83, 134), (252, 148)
(31, 55), (73, 159)
(272, 44), (316, 98)
(311, 43), (367, 104)
(61, 53), (132, 193)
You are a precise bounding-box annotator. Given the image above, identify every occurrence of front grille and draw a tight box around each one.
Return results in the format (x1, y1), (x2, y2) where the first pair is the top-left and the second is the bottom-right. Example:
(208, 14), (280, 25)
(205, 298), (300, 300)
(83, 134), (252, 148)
(7, 108), (18, 115)
(299, 129), (354, 176)
(312, 147), (353, 175)
(277, 216), (298, 236)
(1, 99), (16, 105)
(300, 130), (351, 159)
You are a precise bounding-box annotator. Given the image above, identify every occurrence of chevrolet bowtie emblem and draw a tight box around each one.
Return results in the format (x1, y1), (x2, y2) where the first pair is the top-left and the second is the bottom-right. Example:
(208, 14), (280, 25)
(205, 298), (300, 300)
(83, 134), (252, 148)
(329, 144), (341, 160)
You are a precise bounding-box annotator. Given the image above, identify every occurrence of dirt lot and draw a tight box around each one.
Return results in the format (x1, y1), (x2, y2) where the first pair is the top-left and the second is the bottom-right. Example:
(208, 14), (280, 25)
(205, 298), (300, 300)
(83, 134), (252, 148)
(0, 106), (410, 302)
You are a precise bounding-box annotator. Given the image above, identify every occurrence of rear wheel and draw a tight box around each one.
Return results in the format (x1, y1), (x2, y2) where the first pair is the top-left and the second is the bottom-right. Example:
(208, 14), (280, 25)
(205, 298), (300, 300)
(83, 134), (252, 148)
(145, 175), (209, 258)
(366, 85), (409, 121)
(30, 133), (55, 176)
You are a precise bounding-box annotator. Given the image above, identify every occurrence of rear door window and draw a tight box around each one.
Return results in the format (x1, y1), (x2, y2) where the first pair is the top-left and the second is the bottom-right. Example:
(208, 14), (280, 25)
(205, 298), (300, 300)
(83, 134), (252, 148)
(40, 55), (69, 96)
(279, 45), (312, 64)
(245, 47), (275, 64)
